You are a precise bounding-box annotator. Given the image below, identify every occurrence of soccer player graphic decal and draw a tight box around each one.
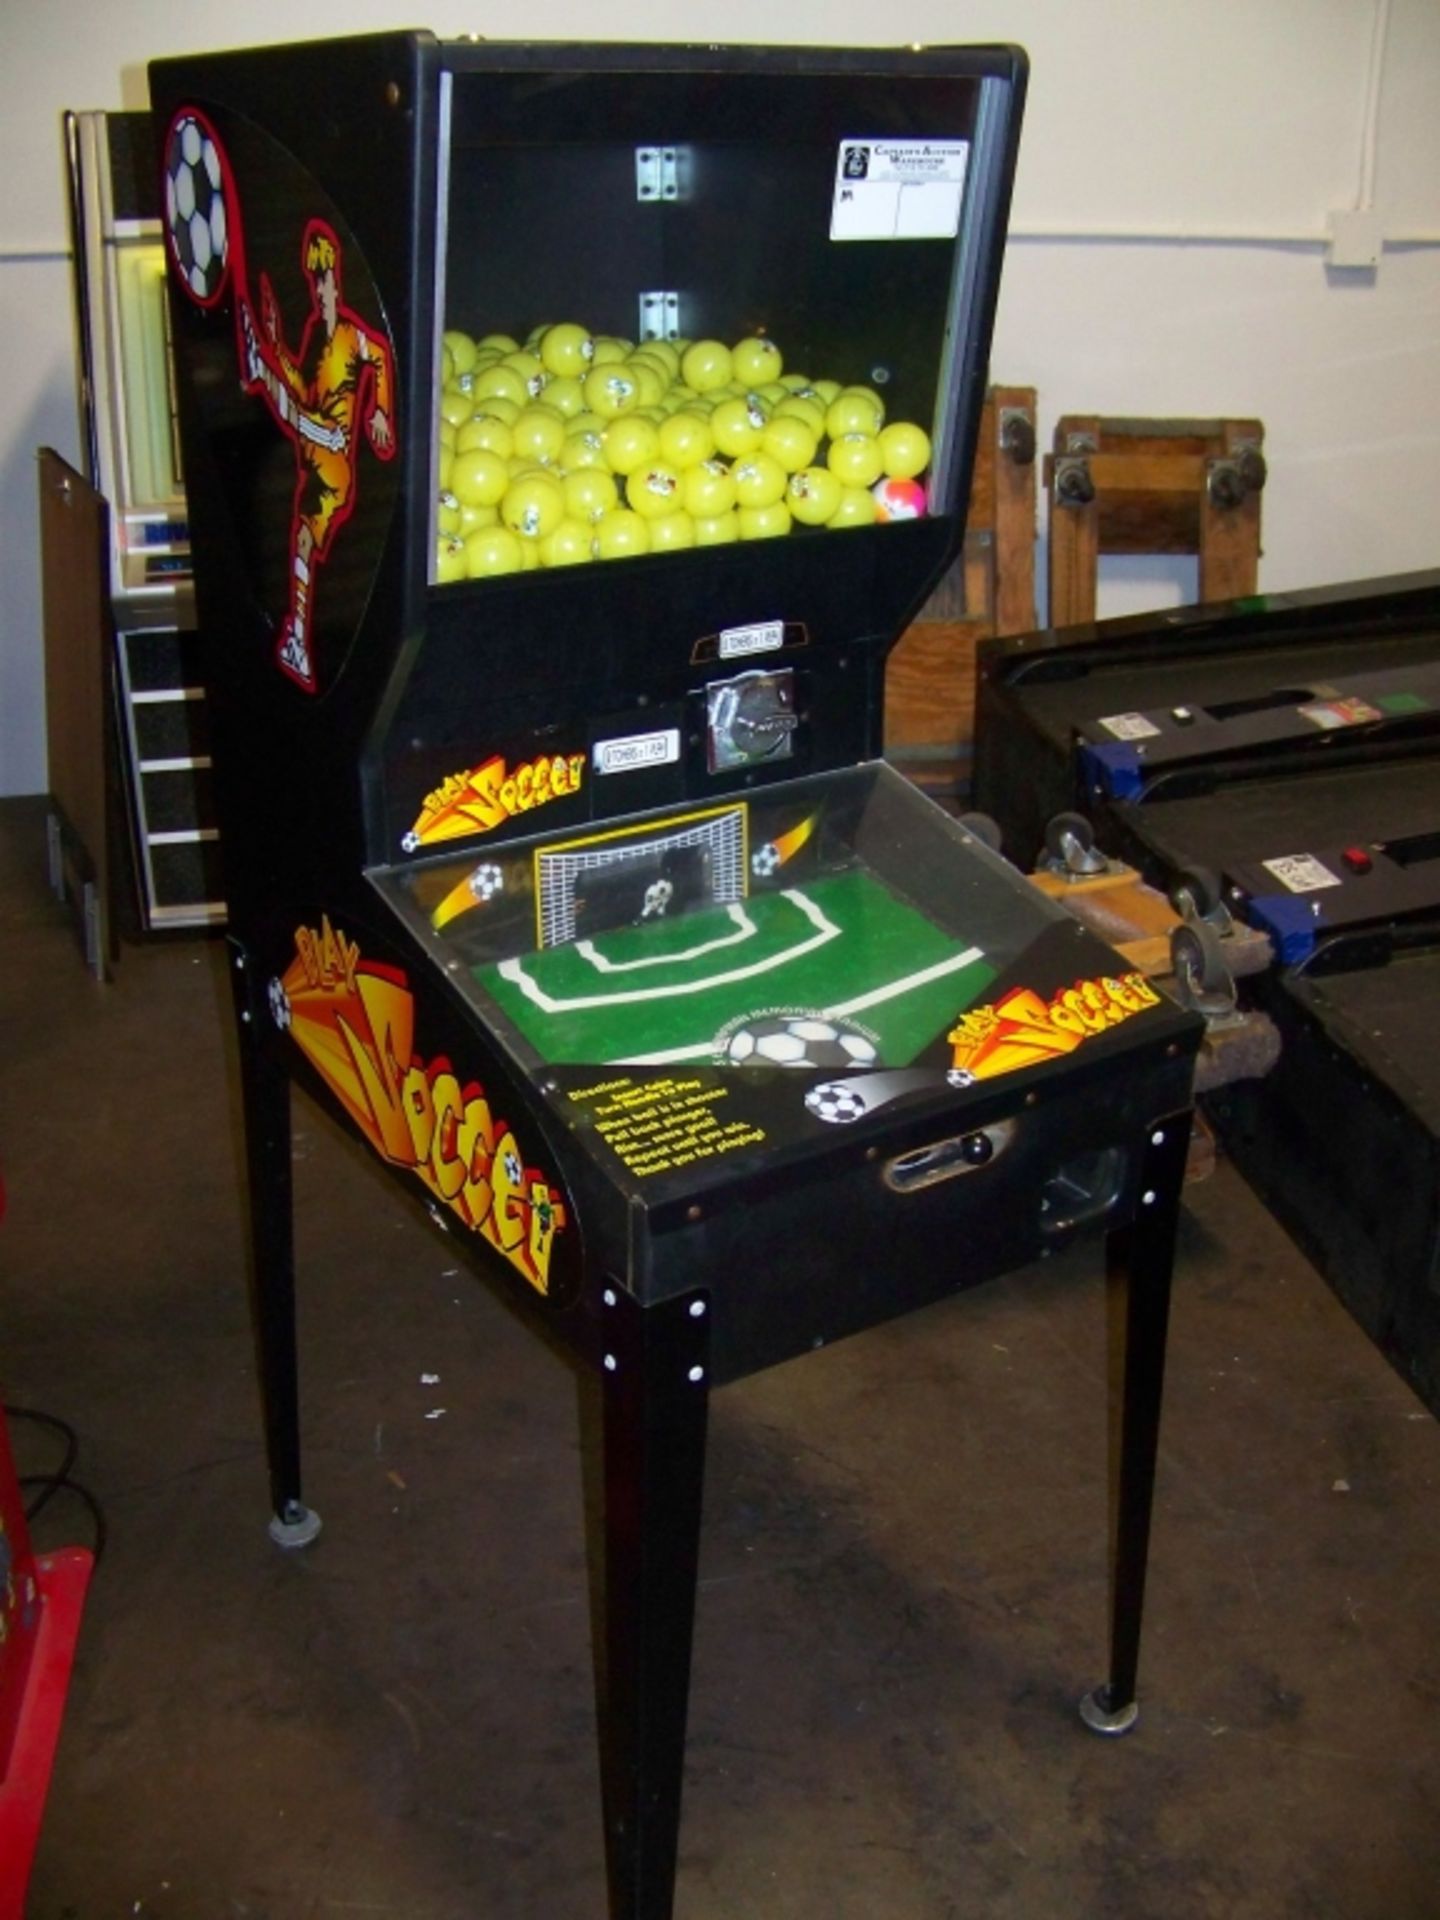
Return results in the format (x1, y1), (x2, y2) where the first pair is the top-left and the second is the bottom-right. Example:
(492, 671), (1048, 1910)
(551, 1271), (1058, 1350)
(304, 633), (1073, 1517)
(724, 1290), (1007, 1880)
(240, 222), (396, 688)
(161, 108), (397, 692)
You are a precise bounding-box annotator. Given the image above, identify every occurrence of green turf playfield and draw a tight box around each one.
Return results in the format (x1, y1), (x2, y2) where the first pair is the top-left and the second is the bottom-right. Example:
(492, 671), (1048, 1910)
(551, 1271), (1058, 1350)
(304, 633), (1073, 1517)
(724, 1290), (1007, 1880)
(477, 865), (996, 1067)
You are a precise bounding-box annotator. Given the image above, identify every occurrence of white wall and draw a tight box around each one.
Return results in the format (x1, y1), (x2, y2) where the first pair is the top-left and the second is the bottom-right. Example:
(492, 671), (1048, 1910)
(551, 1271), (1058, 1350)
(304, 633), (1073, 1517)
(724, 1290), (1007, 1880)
(3, 0), (1438, 793)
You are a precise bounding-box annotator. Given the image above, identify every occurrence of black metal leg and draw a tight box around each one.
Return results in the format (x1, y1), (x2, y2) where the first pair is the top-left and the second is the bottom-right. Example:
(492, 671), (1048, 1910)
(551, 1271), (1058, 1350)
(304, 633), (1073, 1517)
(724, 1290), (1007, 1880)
(596, 1283), (710, 1920)
(1082, 1109), (1191, 1736)
(230, 939), (320, 1549)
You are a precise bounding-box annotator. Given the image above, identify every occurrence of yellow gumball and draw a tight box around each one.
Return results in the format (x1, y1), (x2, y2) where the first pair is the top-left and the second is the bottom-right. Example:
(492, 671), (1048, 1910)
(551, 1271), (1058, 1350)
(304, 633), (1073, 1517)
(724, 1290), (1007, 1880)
(458, 501), (499, 536)
(827, 433), (885, 488)
(787, 467), (843, 525)
(602, 416), (661, 477)
(624, 359), (666, 407)
(761, 415), (819, 473)
(464, 526), (526, 576)
(436, 488), (462, 536)
(828, 485), (880, 528)
(475, 393), (521, 425)
(591, 509), (652, 560)
(731, 453), (787, 509)
(539, 322), (594, 377)
(649, 510), (697, 551)
(442, 329), (478, 376)
(455, 414), (514, 459)
(583, 366), (642, 419)
(511, 406), (568, 465)
(731, 336), (783, 385)
(682, 460), (738, 518)
(829, 386), (886, 435)
(445, 330), (480, 374)
(541, 375), (588, 419)
(563, 467), (620, 523)
(562, 436), (607, 473)
(692, 510), (740, 546)
(625, 463), (685, 517)
(637, 338), (681, 379)
(680, 339), (733, 393)
(435, 532), (467, 583)
(476, 332), (520, 355)
(590, 335), (633, 365)
(502, 349), (549, 397)
(539, 518), (595, 567)
(878, 420), (932, 480)
(438, 387), (475, 430)
(657, 411), (716, 470)
(501, 472), (566, 540)
(450, 448), (510, 508)
(738, 501), (792, 540)
(710, 395), (769, 459)
(472, 364), (528, 409)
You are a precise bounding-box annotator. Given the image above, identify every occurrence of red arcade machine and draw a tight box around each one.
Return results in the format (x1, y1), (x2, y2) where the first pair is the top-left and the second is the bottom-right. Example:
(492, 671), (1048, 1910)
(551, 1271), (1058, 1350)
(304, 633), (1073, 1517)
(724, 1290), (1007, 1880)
(150, 33), (1201, 1916)
(0, 1395), (95, 1919)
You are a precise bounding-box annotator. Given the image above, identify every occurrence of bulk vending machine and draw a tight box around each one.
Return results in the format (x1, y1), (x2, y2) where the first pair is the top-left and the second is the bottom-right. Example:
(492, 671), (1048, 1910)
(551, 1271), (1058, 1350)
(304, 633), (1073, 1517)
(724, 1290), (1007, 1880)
(149, 32), (1201, 1916)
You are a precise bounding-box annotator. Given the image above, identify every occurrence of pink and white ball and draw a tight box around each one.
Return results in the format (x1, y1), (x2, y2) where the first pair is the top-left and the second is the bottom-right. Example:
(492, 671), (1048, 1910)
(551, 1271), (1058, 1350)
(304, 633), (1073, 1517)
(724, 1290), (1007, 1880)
(871, 475), (927, 522)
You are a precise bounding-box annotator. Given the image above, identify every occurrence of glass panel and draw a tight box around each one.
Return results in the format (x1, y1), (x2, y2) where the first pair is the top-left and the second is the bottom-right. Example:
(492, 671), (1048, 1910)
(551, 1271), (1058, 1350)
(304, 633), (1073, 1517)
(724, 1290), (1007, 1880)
(432, 60), (993, 584)
(372, 760), (1072, 1078)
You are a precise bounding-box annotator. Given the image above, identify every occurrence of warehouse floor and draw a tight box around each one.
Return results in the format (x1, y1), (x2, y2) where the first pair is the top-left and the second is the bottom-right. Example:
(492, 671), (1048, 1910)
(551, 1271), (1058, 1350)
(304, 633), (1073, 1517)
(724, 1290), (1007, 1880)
(4, 794), (1438, 1920)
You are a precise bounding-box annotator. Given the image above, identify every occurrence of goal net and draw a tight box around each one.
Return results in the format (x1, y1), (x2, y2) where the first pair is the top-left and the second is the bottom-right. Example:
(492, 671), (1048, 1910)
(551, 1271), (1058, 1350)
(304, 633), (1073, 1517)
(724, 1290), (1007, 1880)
(536, 804), (748, 949)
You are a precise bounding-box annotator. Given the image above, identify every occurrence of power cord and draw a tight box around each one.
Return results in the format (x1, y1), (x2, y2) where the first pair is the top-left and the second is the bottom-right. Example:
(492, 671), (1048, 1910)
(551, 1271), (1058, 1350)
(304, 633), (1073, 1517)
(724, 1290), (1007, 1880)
(6, 1405), (108, 1566)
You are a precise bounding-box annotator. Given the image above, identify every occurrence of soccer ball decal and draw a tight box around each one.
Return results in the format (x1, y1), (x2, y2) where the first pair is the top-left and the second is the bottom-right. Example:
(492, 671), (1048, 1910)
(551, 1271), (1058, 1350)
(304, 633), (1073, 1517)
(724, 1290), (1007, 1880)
(751, 842), (781, 879)
(267, 977), (291, 1031)
(724, 1014), (879, 1071)
(468, 862), (504, 903)
(641, 878), (674, 918)
(805, 1082), (869, 1125)
(946, 1066), (977, 1090)
(164, 111), (231, 305)
(502, 1149), (524, 1188)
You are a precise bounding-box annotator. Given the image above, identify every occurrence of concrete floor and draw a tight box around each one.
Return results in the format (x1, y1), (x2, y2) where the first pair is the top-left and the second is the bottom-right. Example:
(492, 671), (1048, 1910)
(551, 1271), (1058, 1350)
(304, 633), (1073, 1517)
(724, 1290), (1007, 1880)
(4, 794), (1439, 1920)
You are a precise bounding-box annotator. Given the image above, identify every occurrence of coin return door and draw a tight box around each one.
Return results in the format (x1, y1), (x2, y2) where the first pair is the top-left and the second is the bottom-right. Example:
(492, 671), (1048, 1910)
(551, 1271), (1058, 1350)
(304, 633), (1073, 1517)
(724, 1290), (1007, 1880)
(886, 1119), (1128, 1236)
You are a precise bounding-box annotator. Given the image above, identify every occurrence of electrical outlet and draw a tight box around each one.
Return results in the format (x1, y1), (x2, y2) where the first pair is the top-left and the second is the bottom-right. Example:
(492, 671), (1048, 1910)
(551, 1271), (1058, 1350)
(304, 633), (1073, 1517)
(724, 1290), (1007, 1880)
(1327, 208), (1384, 270)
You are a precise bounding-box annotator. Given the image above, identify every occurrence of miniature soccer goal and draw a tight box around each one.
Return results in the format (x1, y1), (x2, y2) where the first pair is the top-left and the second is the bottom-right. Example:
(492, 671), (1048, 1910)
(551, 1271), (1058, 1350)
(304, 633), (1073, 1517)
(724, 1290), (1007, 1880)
(536, 803), (748, 948)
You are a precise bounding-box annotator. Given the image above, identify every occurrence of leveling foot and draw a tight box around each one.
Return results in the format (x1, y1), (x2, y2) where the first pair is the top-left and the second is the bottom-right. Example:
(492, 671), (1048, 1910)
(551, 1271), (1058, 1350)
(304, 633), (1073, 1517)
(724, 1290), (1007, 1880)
(1079, 1686), (1139, 1737)
(267, 1501), (323, 1549)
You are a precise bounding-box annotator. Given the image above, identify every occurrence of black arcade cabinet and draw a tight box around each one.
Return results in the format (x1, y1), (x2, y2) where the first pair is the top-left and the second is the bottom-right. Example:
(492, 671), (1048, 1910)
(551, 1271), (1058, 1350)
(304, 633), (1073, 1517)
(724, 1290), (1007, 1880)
(150, 33), (1200, 1915)
(975, 577), (1440, 1417)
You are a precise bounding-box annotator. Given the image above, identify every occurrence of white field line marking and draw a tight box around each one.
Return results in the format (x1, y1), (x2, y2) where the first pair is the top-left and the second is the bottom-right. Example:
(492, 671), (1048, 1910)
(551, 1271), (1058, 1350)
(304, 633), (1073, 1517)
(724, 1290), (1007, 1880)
(575, 903), (757, 974)
(826, 947), (984, 1019)
(612, 945), (986, 1067)
(498, 890), (839, 1013)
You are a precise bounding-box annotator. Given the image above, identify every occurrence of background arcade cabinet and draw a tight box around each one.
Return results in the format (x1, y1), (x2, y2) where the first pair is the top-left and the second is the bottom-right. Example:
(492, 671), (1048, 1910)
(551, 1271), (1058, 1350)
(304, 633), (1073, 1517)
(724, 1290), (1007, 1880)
(974, 574), (1440, 1417)
(150, 33), (1201, 1916)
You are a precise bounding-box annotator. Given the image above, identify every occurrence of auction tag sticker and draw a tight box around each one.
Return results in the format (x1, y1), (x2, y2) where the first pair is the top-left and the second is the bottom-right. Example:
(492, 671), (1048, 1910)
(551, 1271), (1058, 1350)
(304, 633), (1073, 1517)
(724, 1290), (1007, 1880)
(719, 619), (784, 660)
(1261, 852), (1343, 894)
(593, 728), (680, 775)
(1298, 696), (1383, 730)
(1098, 711), (1163, 741)
(831, 139), (969, 240)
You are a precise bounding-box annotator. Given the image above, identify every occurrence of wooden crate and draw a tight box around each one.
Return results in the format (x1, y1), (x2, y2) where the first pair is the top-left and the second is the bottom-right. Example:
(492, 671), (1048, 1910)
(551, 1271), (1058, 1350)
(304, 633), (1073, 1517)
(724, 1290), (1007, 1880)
(885, 384), (1038, 802)
(1046, 414), (1265, 630)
